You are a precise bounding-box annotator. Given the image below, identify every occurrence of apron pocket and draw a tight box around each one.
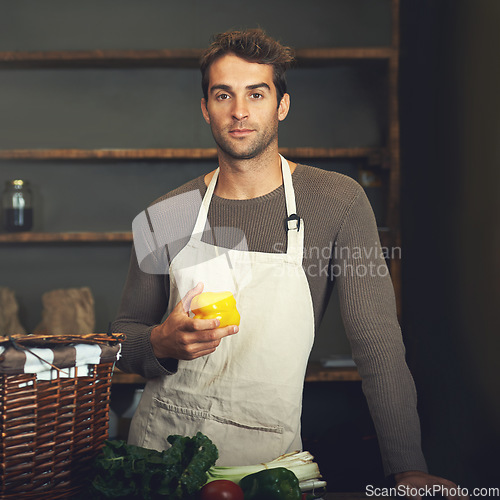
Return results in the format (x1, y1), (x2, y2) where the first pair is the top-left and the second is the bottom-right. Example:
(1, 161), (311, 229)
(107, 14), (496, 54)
(144, 397), (285, 465)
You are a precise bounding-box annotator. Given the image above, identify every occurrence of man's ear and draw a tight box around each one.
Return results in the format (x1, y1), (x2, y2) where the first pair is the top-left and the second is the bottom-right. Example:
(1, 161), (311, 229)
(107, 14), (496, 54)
(278, 93), (290, 122)
(201, 98), (210, 124)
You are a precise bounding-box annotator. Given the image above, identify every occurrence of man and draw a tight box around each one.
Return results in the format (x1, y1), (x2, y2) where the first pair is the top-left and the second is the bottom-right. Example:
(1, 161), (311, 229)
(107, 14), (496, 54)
(113, 29), (464, 498)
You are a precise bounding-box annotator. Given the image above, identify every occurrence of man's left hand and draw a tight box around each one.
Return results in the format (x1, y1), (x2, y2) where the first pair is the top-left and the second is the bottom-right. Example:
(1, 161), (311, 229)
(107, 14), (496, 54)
(394, 470), (469, 499)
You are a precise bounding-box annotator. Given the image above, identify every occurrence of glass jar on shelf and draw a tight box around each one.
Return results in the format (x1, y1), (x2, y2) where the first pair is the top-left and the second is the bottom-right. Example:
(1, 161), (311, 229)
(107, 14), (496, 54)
(2, 180), (33, 232)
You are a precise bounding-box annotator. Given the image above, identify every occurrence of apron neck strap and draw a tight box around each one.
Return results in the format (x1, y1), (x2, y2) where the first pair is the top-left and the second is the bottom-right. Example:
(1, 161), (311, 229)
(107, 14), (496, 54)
(192, 168), (219, 237)
(280, 155), (304, 263)
(192, 155), (304, 262)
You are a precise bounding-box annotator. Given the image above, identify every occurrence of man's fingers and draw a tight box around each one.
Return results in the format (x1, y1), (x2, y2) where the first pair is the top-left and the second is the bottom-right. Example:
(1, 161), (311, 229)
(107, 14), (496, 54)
(178, 282), (204, 313)
(188, 323), (239, 341)
(184, 346), (218, 359)
(178, 325), (238, 359)
(396, 475), (468, 500)
(180, 337), (221, 360)
(190, 317), (220, 331)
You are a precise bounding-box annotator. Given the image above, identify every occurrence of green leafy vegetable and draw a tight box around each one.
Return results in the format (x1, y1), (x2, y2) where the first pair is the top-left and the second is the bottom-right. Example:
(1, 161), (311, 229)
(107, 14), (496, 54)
(206, 450), (321, 485)
(89, 432), (218, 499)
(87, 433), (324, 499)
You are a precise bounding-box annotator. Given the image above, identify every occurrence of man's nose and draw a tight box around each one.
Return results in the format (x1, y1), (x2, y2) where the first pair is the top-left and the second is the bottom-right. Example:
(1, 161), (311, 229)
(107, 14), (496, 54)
(231, 97), (249, 121)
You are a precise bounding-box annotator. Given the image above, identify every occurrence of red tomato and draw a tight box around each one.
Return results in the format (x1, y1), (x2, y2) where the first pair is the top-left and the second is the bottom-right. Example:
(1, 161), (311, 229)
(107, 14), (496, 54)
(199, 480), (244, 500)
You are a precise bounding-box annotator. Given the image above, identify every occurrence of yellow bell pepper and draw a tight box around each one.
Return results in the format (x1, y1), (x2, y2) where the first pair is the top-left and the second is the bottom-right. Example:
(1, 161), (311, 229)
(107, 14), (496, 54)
(191, 291), (240, 328)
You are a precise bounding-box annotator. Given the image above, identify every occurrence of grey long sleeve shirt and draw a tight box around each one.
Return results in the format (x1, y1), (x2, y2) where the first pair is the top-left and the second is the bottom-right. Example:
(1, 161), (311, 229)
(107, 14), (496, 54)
(112, 163), (428, 476)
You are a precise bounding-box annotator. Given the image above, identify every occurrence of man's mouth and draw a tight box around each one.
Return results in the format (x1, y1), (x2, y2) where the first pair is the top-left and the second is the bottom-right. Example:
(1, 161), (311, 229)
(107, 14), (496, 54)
(228, 128), (254, 138)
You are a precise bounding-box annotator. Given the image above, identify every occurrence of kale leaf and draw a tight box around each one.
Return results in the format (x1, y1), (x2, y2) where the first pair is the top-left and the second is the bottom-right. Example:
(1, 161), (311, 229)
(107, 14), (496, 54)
(89, 432), (218, 499)
(168, 432), (219, 497)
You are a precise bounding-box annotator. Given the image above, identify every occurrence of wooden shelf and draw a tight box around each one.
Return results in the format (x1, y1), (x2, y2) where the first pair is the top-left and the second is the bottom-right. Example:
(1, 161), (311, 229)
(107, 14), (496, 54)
(0, 47), (396, 69)
(0, 232), (132, 243)
(0, 148), (219, 161)
(0, 49), (203, 69)
(296, 47), (395, 59)
(305, 361), (360, 382)
(0, 147), (386, 163)
(112, 362), (360, 385)
(112, 369), (146, 385)
(295, 47), (396, 66)
(0, 228), (390, 245)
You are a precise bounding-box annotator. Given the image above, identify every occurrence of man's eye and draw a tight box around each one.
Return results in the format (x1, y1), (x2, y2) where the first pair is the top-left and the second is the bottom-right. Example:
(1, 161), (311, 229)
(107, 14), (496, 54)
(251, 93), (263, 99)
(216, 93), (230, 100)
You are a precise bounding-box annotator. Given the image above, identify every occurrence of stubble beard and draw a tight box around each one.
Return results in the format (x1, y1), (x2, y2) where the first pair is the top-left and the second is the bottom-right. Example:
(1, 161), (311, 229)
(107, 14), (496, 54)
(210, 119), (279, 160)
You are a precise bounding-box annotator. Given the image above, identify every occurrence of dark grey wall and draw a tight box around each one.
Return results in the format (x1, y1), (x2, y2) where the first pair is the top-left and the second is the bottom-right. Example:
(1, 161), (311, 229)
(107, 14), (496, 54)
(0, 3), (394, 489)
(0, 0), (390, 363)
(4, 0), (498, 491)
(400, 0), (500, 490)
(0, 0), (391, 51)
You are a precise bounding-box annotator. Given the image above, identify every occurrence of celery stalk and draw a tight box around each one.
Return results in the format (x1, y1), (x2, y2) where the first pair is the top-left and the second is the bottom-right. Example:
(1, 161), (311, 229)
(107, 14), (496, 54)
(205, 450), (322, 485)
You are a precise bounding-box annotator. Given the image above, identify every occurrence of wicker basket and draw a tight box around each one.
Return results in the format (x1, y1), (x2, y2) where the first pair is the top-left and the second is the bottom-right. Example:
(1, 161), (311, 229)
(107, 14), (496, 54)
(0, 333), (123, 499)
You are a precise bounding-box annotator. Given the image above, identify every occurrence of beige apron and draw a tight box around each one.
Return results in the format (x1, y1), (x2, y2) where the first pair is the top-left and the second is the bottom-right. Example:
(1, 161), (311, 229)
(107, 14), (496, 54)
(129, 156), (315, 465)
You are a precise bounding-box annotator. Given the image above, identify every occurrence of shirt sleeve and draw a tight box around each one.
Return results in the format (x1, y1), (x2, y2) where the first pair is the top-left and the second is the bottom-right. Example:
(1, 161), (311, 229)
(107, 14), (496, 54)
(111, 246), (178, 378)
(333, 186), (428, 476)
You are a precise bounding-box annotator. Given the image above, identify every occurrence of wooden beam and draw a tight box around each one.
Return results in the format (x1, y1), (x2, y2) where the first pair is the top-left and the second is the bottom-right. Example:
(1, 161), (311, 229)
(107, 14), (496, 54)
(0, 147), (386, 162)
(0, 232), (133, 243)
(0, 47), (396, 69)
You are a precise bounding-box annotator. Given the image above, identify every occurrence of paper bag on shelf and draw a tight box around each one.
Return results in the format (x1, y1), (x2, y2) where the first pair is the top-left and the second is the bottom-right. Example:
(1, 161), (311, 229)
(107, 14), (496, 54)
(0, 287), (26, 335)
(34, 286), (95, 335)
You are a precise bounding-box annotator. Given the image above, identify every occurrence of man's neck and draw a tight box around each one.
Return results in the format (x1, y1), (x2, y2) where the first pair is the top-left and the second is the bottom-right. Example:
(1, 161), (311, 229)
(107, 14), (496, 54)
(205, 148), (295, 200)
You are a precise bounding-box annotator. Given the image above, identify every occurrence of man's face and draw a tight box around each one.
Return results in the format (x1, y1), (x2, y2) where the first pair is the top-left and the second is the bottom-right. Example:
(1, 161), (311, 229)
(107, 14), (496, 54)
(201, 54), (290, 160)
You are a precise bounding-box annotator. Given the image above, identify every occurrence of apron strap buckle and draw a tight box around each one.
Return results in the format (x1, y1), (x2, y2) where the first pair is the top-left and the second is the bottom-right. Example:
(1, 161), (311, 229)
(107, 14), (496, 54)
(286, 213), (301, 232)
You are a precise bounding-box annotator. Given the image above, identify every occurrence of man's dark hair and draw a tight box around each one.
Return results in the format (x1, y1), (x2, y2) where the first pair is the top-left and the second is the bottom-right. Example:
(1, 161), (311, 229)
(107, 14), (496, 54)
(200, 28), (295, 105)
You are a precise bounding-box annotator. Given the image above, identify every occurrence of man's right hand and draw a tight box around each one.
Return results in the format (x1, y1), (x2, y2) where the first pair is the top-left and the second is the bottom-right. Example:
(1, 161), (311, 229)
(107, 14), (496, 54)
(150, 282), (239, 360)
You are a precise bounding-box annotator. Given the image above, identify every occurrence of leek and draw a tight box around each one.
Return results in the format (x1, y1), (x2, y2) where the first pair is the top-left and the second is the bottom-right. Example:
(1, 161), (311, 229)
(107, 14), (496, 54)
(205, 450), (322, 485)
